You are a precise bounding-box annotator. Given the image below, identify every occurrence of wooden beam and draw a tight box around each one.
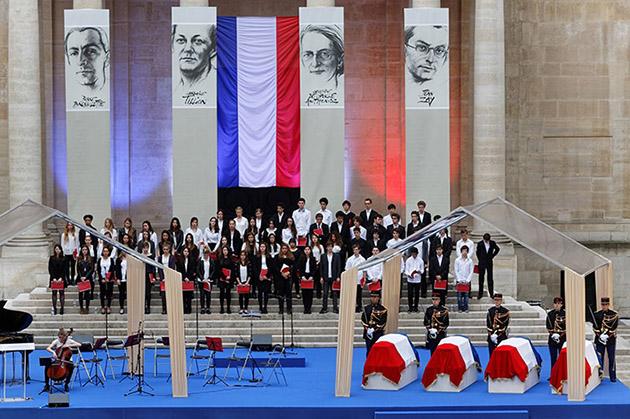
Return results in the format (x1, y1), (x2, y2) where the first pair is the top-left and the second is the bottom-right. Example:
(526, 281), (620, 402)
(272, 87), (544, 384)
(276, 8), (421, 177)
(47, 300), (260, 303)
(382, 255), (402, 334)
(126, 256), (146, 375)
(595, 263), (614, 310)
(564, 269), (586, 402)
(165, 267), (188, 397)
(335, 267), (357, 397)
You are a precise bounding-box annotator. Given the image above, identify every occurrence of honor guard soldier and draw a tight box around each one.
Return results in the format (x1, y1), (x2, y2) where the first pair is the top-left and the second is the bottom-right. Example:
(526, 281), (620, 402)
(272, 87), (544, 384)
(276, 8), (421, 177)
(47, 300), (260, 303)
(424, 292), (449, 354)
(546, 296), (566, 367)
(594, 297), (619, 382)
(361, 291), (388, 355)
(487, 293), (510, 356)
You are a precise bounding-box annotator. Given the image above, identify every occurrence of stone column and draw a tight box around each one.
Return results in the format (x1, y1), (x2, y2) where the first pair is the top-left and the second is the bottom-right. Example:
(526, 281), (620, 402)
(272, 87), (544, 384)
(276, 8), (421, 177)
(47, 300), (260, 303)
(411, 0), (440, 7)
(6, 0), (48, 256)
(307, 0), (335, 6)
(179, 0), (208, 6)
(473, 0), (505, 203)
(73, 0), (103, 8)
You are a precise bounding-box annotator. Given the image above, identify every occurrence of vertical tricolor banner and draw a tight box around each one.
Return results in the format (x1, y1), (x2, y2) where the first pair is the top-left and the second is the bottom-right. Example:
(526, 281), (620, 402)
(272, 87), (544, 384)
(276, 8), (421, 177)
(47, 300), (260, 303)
(299, 7), (345, 214)
(404, 7), (450, 219)
(217, 16), (300, 190)
(172, 7), (217, 223)
(64, 9), (111, 222)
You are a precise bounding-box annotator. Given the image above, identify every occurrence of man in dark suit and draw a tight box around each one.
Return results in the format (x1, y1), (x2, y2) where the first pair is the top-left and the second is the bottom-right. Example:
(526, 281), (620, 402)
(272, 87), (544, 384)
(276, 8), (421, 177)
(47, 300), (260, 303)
(367, 214), (387, 240)
(359, 198), (380, 227)
(349, 228), (369, 259)
(476, 233), (500, 299)
(368, 230), (386, 252)
(340, 200), (356, 229)
(271, 203), (288, 230)
(431, 228), (452, 259)
(320, 242), (342, 313)
(407, 211), (422, 237)
(386, 213), (406, 241)
(79, 214), (97, 247)
(417, 200), (432, 228)
(309, 212), (330, 245)
(330, 211), (349, 245)
(429, 244), (450, 305)
(223, 219), (243, 254)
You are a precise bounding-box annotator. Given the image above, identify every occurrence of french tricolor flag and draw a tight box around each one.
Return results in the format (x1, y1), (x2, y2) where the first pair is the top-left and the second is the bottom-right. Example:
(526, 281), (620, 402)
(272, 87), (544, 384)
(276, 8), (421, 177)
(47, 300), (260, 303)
(217, 16), (300, 189)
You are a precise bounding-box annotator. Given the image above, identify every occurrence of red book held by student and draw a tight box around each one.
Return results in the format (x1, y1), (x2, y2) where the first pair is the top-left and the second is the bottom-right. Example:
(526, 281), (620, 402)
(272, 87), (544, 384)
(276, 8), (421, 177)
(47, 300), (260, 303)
(368, 280), (381, 292)
(260, 268), (268, 279)
(51, 281), (64, 290)
(455, 282), (470, 293)
(237, 284), (251, 294)
(77, 281), (91, 293)
(182, 281), (194, 291)
(313, 228), (323, 237)
(473, 264), (479, 274)
(332, 280), (341, 291)
(221, 268), (231, 280)
(203, 281), (212, 292)
(297, 236), (307, 247)
(300, 279), (314, 289)
(280, 264), (291, 275)
(149, 272), (156, 283)
(434, 278), (447, 291)
(160, 281), (166, 292)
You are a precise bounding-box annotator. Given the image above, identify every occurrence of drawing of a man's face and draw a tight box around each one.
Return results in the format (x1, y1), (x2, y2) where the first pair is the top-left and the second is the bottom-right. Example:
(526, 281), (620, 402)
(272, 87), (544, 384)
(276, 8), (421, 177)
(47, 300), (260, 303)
(172, 24), (215, 83)
(300, 26), (343, 87)
(65, 28), (109, 90)
(405, 25), (448, 84)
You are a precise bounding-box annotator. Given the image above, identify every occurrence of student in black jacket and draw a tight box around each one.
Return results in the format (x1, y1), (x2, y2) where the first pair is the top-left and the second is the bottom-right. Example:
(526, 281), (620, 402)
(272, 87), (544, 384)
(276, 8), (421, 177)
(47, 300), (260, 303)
(157, 243), (177, 315)
(476, 233), (500, 299)
(223, 220), (243, 255)
(217, 246), (234, 314)
(139, 242), (155, 314)
(255, 242), (274, 314)
(48, 244), (66, 315)
(234, 251), (254, 314)
(169, 217), (184, 254)
(177, 247), (197, 314)
(275, 244), (295, 314)
(429, 245), (450, 305)
(96, 246), (116, 315)
(197, 248), (215, 314)
(296, 246), (318, 314)
(320, 242), (342, 313)
(76, 245), (94, 314)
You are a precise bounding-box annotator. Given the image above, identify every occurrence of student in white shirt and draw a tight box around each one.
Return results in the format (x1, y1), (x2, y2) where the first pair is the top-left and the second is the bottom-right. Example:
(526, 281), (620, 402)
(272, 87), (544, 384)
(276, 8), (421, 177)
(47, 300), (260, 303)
(292, 197), (312, 246)
(116, 253), (128, 314)
(382, 203), (397, 228)
(185, 217), (205, 250)
(316, 197), (333, 226)
(345, 244), (366, 313)
(61, 223), (79, 285)
(386, 229), (405, 273)
(349, 217), (367, 241)
(204, 217), (221, 252)
(44, 328), (80, 392)
(404, 247), (424, 312)
(454, 245), (474, 312)
(281, 217), (298, 246)
(366, 247), (383, 289)
(233, 206), (248, 237)
(456, 229), (475, 259)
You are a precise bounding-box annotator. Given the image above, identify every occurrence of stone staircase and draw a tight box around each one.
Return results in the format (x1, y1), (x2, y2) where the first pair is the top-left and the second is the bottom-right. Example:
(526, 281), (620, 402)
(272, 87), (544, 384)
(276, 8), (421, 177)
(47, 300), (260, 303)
(7, 285), (550, 350)
(614, 319), (630, 385)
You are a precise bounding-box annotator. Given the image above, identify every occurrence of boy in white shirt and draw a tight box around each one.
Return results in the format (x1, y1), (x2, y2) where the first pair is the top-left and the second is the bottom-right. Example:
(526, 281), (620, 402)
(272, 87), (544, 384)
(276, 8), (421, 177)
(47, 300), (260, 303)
(292, 197), (312, 246)
(184, 217), (205, 249)
(454, 245), (474, 312)
(345, 243), (366, 313)
(233, 206), (248, 236)
(404, 247), (424, 312)
(456, 229), (475, 258)
(316, 197), (333, 226)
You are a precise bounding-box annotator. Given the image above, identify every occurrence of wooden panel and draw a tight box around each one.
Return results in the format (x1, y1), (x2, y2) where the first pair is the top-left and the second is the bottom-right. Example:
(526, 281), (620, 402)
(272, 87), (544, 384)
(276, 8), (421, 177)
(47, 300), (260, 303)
(335, 267), (358, 397)
(595, 263), (613, 310)
(165, 267), (188, 397)
(126, 256), (145, 374)
(382, 255), (402, 334)
(564, 269), (586, 402)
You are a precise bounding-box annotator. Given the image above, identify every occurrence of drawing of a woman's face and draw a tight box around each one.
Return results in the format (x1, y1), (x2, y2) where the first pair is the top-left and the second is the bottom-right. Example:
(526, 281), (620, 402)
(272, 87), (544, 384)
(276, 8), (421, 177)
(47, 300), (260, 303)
(172, 25), (214, 80)
(301, 31), (339, 84)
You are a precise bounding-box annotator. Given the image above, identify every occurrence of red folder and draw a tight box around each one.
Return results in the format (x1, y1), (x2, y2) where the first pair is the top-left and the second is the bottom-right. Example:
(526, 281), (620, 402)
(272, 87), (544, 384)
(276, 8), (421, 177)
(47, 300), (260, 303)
(260, 268), (268, 280)
(160, 281), (166, 292)
(209, 252), (218, 261)
(456, 283), (470, 293)
(77, 281), (91, 292)
(300, 279), (314, 289)
(221, 268), (231, 280)
(182, 281), (195, 291)
(280, 264), (291, 275)
(203, 281), (212, 292)
(368, 281), (381, 292)
(237, 284), (251, 294)
(149, 272), (156, 283)
(332, 280), (341, 291)
(51, 281), (64, 290)
(297, 236), (307, 247)
(105, 272), (112, 281)
(434, 278), (448, 290)
(474, 264), (479, 274)
(73, 249), (78, 258)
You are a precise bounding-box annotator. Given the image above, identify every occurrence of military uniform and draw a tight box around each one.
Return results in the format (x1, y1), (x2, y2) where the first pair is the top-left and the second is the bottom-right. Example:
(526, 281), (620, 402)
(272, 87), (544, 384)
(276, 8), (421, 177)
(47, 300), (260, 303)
(593, 297), (619, 382)
(361, 298), (388, 355)
(546, 306), (566, 367)
(487, 298), (510, 356)
(424, 302), (449, 355)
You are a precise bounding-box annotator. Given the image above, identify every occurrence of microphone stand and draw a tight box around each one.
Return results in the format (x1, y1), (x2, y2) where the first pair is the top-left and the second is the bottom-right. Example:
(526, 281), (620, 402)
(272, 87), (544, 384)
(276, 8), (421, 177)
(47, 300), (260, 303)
(195, 280), (200, 342)
(280, 295), (286, 348)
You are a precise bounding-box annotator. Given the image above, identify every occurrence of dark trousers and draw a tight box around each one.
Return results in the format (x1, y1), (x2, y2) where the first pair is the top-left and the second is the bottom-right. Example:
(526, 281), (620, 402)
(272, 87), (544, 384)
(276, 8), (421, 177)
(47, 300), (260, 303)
(64, 255), (76, 284)
(200, 284), (211, 310)
(99, 281), (113, 308)
(78, 288), (91, 310)
(160, 290), (167, 313)
(427, 333), (446, 355)
(302, 289), (314, 313)
(549, 342), (563, 368)
(596, 339), (617, 381)
(219, 285), (231, 311)
(356, 285), (363, 312)
(118, 282), (127, 309)
(433, 287), (447, 306)
(145, 279), (153, 311)
(407, 282), (420, 310)
(277, 279), (292, 313)
(51, 290), (65, 312)
(238, 293), (249, 310)
(420, 273), (428, 298)
(315, 278), (322, 299)
(365, 331), (384, 356)
(183, 290), (193, 314)
(488, 334), (507, 357)
(478, 263), (494, 298)
(258, 280), (271, 312)
(322, 280), (338, 311)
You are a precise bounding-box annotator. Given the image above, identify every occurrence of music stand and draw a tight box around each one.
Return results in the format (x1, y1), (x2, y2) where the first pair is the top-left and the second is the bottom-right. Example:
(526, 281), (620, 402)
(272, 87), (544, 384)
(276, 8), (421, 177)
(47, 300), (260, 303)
(124, 329), (154, 397)
(203, 337), (228, 387)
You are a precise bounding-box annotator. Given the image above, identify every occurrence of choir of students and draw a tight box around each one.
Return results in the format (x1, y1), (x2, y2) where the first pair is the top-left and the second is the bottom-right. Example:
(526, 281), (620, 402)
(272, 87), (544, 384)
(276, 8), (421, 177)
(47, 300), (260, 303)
(47, 197), (497, 316)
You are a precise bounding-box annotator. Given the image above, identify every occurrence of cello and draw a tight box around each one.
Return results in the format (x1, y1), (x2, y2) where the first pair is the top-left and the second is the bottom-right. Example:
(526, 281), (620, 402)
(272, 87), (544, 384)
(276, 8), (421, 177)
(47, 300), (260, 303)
(46, 328), (75, 382)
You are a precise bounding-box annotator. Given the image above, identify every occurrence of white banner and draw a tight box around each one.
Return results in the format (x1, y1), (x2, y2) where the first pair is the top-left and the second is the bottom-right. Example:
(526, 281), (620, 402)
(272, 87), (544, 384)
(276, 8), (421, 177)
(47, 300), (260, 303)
(404, 8), (449, 110)
(172, 7), (217, 108)
(299, 7), (344, 108)
(64, 9), (110, 112)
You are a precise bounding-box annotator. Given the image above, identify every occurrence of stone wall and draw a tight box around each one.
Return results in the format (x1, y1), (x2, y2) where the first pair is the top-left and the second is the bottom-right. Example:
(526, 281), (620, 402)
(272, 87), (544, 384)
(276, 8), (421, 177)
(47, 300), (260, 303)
(0, 0), (8, 213)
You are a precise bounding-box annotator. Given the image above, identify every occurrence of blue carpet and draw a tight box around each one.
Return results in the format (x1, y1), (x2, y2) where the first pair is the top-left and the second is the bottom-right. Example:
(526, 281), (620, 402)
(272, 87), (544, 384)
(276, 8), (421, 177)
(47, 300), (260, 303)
(1, 346), (629, 419)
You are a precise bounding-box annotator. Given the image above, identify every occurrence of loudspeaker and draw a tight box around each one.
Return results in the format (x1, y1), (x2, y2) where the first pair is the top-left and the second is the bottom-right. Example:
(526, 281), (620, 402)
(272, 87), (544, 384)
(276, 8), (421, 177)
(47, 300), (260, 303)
(48, 392), (69, 408)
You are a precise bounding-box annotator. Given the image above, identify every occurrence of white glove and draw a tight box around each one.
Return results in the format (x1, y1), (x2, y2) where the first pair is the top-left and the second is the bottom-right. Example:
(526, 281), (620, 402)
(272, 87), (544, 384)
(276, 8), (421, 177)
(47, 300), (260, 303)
(490, 333), (498, 344)
(551, 333), (560, 343)
(599, 333), (609, 345)
(367, 328), (374, 340)
(429, 328), (438, 339)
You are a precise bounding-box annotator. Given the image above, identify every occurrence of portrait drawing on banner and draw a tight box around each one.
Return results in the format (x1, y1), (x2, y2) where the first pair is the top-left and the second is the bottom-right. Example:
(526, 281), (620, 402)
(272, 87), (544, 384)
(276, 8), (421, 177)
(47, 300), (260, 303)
(404, 25), (449, 109)
(172, 23), (217, 108)
(300, 24), (344, 108)
(64, 26), (110, 110)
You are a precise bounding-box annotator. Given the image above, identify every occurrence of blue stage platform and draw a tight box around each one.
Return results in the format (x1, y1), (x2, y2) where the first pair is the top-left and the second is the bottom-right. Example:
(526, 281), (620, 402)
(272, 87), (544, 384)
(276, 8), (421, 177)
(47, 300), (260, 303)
(1, 346), (629, 419)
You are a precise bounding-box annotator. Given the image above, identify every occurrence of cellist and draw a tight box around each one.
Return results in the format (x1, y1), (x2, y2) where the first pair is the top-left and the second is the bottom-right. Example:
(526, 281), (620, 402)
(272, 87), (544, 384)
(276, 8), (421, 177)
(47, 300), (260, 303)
(43, 328), (80, 392)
